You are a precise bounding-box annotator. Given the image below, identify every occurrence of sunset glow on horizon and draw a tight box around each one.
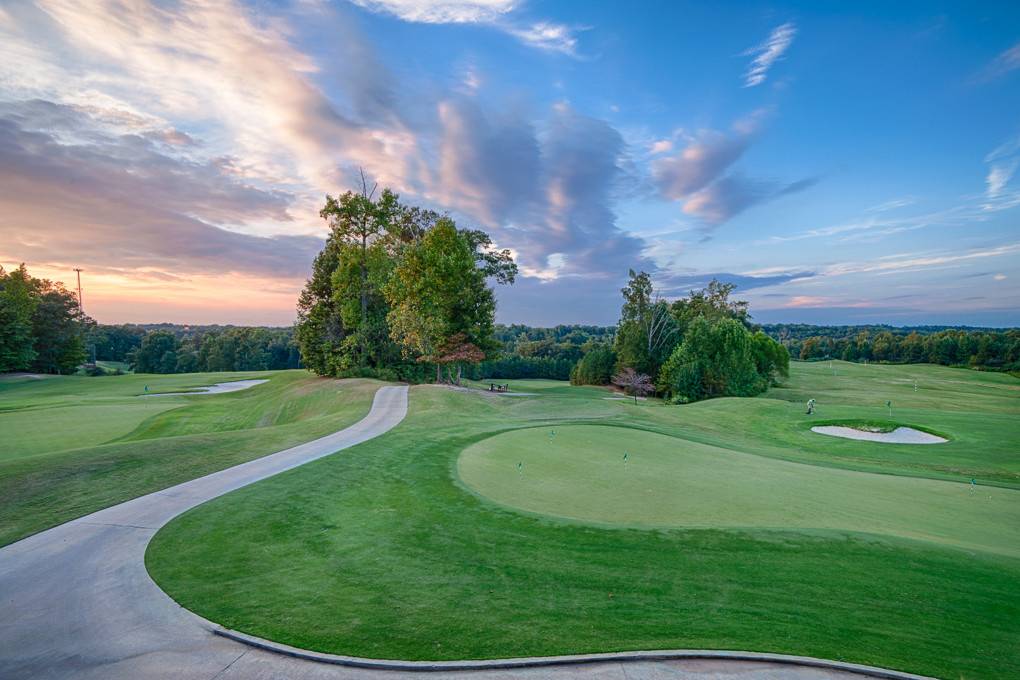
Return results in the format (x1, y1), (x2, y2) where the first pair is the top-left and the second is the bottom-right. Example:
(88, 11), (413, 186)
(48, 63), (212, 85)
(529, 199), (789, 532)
(2, 0), (1018, 327)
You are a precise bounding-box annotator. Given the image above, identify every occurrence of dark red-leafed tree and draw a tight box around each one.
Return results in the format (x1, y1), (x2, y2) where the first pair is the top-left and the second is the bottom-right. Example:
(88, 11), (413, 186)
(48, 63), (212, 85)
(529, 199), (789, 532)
(432, 333), (485, 385)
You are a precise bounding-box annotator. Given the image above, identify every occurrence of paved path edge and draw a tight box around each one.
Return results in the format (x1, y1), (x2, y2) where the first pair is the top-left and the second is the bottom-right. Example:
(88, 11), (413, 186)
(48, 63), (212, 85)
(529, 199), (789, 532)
(214, 628), (935, 679)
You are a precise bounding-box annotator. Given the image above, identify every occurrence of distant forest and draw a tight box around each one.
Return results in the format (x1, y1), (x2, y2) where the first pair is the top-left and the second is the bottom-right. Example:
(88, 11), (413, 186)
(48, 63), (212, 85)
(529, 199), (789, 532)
(87, 324), (302, 374)
(6, 258), (1017, 378)
(81, 321), (1020, 376)
(764, 324), (1020, 371)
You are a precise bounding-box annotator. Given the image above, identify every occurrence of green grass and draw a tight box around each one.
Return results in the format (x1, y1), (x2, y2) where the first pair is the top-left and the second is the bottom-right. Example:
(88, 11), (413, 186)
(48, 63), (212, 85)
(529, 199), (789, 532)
(459, 424), (1018, 556)
(148, 362), (1020, 678)
(0, 370), (381, 546)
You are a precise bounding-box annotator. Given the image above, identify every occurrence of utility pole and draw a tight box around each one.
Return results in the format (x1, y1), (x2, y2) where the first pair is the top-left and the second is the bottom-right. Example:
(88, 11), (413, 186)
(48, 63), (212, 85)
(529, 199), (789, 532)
(73, 268), (96, 365)
(73, 268), (84, 314)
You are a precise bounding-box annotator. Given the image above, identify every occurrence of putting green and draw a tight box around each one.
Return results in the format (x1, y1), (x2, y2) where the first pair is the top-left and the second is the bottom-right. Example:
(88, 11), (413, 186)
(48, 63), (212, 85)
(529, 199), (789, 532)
(457, 424), (1020, 557)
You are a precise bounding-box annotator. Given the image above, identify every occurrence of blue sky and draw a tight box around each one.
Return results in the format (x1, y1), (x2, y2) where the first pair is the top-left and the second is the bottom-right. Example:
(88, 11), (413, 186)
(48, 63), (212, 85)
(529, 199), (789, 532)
(1, 0), (1018, 326)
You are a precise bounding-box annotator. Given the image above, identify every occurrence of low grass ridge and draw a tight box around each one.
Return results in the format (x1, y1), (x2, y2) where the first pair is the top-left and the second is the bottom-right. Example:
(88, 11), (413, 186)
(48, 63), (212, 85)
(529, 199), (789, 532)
(0, 370), (382, 546)
(148, 363), (1020, 678)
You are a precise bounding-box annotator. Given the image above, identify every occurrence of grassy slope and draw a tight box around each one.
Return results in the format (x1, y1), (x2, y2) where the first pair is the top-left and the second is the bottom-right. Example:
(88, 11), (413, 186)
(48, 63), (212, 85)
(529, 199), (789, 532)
(148, 363), (1020, 679)
(0, 371), (381, 546)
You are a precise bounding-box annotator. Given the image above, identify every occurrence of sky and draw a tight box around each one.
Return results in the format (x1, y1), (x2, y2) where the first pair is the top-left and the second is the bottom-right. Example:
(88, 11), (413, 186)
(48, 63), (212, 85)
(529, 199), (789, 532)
(1, 0), (1019, 327)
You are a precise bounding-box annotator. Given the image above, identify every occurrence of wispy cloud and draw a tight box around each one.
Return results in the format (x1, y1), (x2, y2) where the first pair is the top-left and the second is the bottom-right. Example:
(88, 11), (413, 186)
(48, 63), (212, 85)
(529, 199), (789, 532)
(765, 197), (1001, 245)
(350, 0), (582, 55)
(657, 270), (815, 297)
(350, 0), (516, 24)
(743, 22), (796, 87)
(819, 243), (1020, 278)
(984, 134), (1020, 201)
(974, 41), (1020, 82)
(505, 21), (582, 55)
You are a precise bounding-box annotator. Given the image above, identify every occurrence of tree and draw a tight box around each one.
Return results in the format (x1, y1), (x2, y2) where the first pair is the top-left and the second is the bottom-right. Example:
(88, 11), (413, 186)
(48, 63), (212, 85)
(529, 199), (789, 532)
(317, 176), (399, 364)
(670, 279), (750, 334)
(570, 344), (617, 385)
(88, 325), (145, 362)
(614, 270), (677, 379)
(750, 330), (789, 385)
(0, 265), (38, 372)
(385, 218), (503, 382)
(295, 226), (348, 375)
(30, 279), (88, 374)
(658, 317), (763, 403)
(434, 333), (485, 384)
(132, 331), (179, 374)
(611, 367), (654, 404)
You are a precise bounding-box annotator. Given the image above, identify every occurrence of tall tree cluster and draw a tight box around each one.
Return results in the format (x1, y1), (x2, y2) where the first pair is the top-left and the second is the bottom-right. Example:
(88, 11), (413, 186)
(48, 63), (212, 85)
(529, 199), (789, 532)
(574, 271), (789, 403)
(295, 186), (516, 382)
(0, 264), (89, 374)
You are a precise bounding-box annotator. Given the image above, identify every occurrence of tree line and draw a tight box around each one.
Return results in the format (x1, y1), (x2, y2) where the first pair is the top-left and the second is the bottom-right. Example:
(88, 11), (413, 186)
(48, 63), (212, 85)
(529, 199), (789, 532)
(781, 327), (1020, 371)
(128, 327), (302, 374)
(0, 264), (88, 374)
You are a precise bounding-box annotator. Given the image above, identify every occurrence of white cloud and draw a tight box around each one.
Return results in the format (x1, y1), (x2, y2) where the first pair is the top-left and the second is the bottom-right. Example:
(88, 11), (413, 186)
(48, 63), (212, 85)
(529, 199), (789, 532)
(649, 138), (673, 155)
(743, 22), (796, 87)
(350, 0), (515, 24)
(505, 21), (580, 55)
(350, 0), (580, 54)
(994, 273), (1007, 281)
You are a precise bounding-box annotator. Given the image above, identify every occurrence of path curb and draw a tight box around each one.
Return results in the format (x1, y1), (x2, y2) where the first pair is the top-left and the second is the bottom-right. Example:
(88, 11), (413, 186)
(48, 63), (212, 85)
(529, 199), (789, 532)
(215, 628), (934, 678)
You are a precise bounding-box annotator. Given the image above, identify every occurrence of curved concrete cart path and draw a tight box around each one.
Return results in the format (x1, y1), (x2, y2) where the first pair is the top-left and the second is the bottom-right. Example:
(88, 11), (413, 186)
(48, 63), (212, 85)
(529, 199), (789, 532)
(0, 384), (926, 680)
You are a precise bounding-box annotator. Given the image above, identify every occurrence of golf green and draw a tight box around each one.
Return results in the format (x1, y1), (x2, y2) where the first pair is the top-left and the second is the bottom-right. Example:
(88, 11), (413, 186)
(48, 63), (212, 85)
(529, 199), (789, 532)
(458, 424), (1019, 556)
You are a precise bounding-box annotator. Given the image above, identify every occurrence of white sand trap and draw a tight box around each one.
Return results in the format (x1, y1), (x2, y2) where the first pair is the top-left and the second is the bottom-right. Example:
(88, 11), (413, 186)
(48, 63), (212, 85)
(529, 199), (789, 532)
(811, 425), (947, 444)
(603, 396), (647, 401)
(142, 379), (268, 397)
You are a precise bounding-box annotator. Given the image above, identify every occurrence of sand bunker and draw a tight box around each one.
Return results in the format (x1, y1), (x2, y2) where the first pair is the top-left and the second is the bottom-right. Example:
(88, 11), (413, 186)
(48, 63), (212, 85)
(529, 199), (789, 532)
(142, 379), (268, 397)
(811, 425), (947, 444)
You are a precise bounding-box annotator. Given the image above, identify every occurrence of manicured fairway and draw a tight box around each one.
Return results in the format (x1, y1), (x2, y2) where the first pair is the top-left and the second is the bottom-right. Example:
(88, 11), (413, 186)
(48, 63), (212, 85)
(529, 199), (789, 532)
(0, 370), (381, 546)
(148, 362), (1020, 679)
(459, 424), (1019, 556)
